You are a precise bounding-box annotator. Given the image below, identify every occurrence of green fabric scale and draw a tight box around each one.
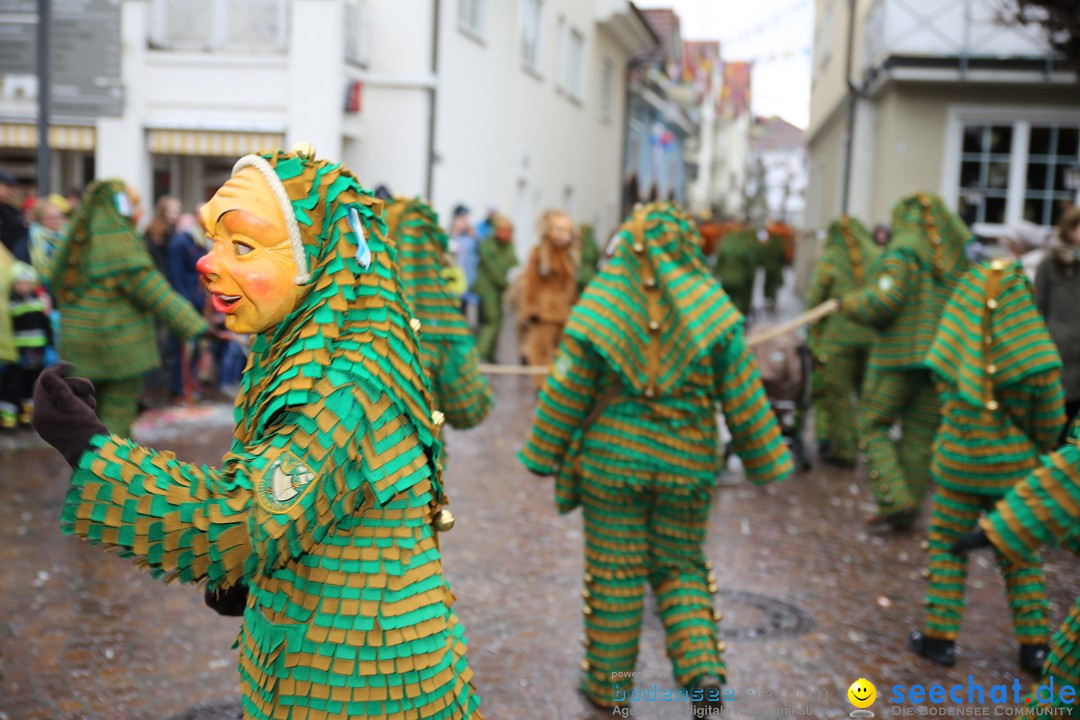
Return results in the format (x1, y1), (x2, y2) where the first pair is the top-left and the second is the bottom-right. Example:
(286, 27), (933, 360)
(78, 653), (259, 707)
(713, 227), (758, 316)
(61, 153), (483, 719)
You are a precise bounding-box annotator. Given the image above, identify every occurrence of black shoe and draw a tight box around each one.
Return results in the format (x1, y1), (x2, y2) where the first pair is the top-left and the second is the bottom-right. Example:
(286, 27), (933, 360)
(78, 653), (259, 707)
(821, 452), (856, 469)
(1019, 643), (1049, 675)
(690, 675), (725, 717)
(909, 630), (956, 666)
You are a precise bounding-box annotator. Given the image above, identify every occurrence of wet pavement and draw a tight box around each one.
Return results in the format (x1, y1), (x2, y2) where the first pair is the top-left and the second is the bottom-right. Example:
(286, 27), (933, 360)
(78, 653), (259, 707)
(2, 275), (1078, 720)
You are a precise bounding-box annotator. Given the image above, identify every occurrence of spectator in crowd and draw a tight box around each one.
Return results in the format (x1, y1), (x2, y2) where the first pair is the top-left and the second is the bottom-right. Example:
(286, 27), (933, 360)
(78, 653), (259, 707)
(450, 204), (479, 318)
(29, 195), (70, 273)
(0, 262), (52, 428)
(165, 213), (208, 402)
(1035, 207), (1080, 442)
(475, 207), (498, 243)
(520, 209), (579, 389)
(0, 170), (30, 264)
(143, 195), (181, 276)
(474, 213), (518, 363)
(1003, 220), (1049, 282)
(64, 187), (83, 214)
(873, 223), (892, 248)
(0, 242), (16, 414)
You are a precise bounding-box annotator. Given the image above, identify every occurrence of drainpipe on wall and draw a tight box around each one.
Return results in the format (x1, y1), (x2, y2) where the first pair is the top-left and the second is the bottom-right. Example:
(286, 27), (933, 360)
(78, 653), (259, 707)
(840, 0), (857, 215)
(425, 0), (441, 201)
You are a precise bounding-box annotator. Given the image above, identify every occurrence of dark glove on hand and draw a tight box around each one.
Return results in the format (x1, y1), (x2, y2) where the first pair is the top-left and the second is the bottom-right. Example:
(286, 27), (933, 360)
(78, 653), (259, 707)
(31, 364), (108, 468)
(950, 527), (992, 555)
(204, 582), (249, 617)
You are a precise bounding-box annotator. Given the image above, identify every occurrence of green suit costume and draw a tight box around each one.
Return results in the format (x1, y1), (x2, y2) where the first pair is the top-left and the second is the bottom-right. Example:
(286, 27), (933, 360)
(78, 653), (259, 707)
(921, 260), (1063, 645)
(578, 223), (600, 291)
(519, 203), (793, 708)
(761, 229), (786, 303)
(714, 227), (758, 317)
(60, 151), (483, 719)
(840, 193), (972, 524)
(389, 197), (493, 429)
(40, 180), (206, 435)
(805, 216), (881, 463)
(982, 419), (1080, 707)
(472, 234), (517, 363)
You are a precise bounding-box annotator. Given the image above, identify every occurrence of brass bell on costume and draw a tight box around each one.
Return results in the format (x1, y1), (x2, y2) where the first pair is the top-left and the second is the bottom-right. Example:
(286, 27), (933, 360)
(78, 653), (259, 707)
(713, 611), (723, 622)
(583, 604), (594, 616)
(410, 318), (422, 334)
(644, 277), (657, 289)
(432, 410), (446, 428)
(432, 508), (456, 532)
(292, 141), (316, 160)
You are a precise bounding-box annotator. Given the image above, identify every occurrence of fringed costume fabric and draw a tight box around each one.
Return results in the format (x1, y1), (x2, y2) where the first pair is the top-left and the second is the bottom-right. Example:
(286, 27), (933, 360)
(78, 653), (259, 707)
(713, 226), (757, 317)
(60, 152), (483, 720)
(519, 202), (793, 708)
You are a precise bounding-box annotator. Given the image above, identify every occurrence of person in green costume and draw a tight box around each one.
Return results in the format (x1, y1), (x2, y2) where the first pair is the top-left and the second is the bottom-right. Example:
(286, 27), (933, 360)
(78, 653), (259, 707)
(472, 213), (517, 363)
(909, 259), (1063, 672)
(577, 222), (600, 291)
(38, 180), (207, 436)
(388, 196), (493, 428)
(805, 216), (881, 466)
(714, 225), (758, 317)
(951, 417), (1080, 708)
(519, 202), (793, 714)
(761, 224), (788, 308)
(31, 146), (484, 720)
(839, 192), (972, 530)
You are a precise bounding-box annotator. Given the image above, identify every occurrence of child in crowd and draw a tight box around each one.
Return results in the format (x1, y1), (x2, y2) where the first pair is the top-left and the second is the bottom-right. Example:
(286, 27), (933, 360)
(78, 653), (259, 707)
(1, 262), (52, 428)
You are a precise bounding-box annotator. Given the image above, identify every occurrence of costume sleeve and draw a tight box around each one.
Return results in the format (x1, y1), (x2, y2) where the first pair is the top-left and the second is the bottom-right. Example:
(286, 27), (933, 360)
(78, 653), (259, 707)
(434, 341), (493, 429)
(122, 263), (207, 340)
(478, 241), (517, 293)
(519, 335), (603, 475)
(804, 258), (833, 309)
(839, 252), (912, 327)
(981, 436), (1080, 564)
(714, 330), (794, 485)
(1026, 368), (1067, 454)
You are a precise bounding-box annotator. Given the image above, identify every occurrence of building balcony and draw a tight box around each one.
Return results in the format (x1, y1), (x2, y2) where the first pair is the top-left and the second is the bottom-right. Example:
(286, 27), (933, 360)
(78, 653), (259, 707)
(861, 0), (1068, 84)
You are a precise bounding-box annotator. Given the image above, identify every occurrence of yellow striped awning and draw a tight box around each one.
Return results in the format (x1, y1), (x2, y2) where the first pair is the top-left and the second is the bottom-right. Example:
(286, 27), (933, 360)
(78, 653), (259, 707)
(148, 129), (286, 157)
(0, 123), (96, 150)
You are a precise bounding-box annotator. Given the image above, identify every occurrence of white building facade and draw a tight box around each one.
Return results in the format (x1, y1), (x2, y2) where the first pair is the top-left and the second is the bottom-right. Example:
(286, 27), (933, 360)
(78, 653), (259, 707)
(0, 0), (654, 259)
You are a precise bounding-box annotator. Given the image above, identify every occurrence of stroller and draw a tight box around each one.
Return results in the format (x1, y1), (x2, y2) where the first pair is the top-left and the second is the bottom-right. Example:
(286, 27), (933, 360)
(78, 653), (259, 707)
(746, 325), (814, 471)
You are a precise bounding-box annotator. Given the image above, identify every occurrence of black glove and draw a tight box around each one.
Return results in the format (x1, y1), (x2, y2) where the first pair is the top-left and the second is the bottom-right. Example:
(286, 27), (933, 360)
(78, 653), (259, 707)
(31, 364), (108, 468)
(950, 527), (992, 555)
(204, 582), (249, 617)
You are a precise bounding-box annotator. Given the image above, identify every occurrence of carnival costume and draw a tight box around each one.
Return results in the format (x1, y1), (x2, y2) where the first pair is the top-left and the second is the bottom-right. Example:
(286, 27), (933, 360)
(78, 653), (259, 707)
(520, 211), (578, 388)
(911, 260), (1063, 670)
(40, 180), (207, 435)
(471, 217), (517, 364)
(805, 216), (881, 465)
(519, 202), (793, 709)
(713, 226), (758, 317)
(388, 197), (493, 429)
(33, 149), (483, 720)
(840, 192), (972, 527)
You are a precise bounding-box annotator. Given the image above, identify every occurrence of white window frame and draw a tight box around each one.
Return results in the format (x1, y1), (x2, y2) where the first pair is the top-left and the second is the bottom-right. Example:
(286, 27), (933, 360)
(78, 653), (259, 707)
(344, 0), (371, 68)
(150, 0), (288, 52)
(458, 0), (485, 42)
(942, 105), (1080, 235)
(599, 56), (615, 122)
(520, 0), (543, 77)
(566, 26), (585, 102)
(555, 15), (566, 90)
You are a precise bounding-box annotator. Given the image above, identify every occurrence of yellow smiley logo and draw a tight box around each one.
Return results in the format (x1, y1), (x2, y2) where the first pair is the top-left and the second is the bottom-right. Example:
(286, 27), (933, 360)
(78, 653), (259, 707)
(848, 678), (876, 708)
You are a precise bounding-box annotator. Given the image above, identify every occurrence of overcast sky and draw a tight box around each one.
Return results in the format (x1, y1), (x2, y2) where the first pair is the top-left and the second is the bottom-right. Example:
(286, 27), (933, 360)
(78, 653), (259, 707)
(645, 0), (815, 128)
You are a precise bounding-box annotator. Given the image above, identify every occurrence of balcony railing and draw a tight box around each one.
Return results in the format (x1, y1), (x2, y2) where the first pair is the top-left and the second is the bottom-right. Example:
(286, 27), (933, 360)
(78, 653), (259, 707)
(862, 0), (1054, 75)
(150, 0), (289, 53)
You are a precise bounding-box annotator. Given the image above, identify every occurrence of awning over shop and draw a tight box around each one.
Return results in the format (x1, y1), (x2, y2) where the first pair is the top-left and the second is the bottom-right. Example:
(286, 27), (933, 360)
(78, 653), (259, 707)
(0, 123), (96, 151)
(148, 129), (286, 157)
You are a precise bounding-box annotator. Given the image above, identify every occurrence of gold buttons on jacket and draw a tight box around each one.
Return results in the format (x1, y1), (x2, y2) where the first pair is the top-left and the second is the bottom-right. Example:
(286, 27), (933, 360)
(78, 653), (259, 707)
(633, 242), (645, 254)
(985, 400), (1000, 411)
(644, 386), (656, 399)
(986, 298), (998, 310)
(644, 277), (657, 289)
(713, 611), (724, 622)
(986, 364), (997, 375)
(583, 605), (593, 616)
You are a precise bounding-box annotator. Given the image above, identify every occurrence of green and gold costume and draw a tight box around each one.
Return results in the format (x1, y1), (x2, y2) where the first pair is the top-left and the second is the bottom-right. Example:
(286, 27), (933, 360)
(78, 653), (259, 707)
(713, 226), (758, 317)
(40, 180), (206, 435)
(805, 216), (881, 464)
(840, 193), (972, 523)
(982, 419), (1080, 707)
(60, 152), (483, 719)
(388, 197), (493, 429)
(519, 203), (793, 707)
(578, 223), (600, 291)
(921, 260), (1064, 645)
(472, 231), (517, 363)
(761, 227), (786, 304)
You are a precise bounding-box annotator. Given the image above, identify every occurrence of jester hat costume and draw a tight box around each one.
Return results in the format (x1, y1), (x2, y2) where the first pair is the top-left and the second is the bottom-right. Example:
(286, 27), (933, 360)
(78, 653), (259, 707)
(41, 149), (483, 719)
(520, 202), (792, 708)
(841, 192), (972, 526)
(386, 196), (493, 430)
(913, 260), (1064, 666)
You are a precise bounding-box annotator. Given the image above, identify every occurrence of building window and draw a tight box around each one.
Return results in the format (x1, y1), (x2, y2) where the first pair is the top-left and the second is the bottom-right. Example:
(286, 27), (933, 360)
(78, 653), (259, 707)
(555, 15), (566, 89)
(957, 124), (1013, 225)
(952, 118), (1080, 229)
(344, 0), (371, 67)
(458, 0), (484, 39)
(1024, 125), (1080, 227)
(521, 0), (542, 73)
(599, 57), (614, 120)
(150, 0), (289, 52)
(566, 28), (585, 100)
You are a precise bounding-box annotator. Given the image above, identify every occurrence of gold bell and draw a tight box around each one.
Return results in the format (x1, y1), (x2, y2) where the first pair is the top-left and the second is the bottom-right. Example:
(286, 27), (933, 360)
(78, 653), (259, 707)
(432, 508), (456, 532)
(644, 386), (656, 399)
(716, 640), (727, 653)
(704, 561), (713, 571)
(986, 364), (997, 375)
(644, 277), (657, 289)
(920, 568), (931, 579)
(707, 573), (717, 585)
(410, 318), (422, 334)
(713, 611), (723, 622)
(708, 583), (719, 594)
(920, 540), (930, 550)
(990, 258), (1008, 271)
(580, 659), (590, 672)
(985, 400), (1000, 411)
(986, 298), (998, 310)
(582, 588), (591, 599)
(292, 141), (316, 160)
(633, 242), (645, 254)
(869, 470), (879, 479)
(432, 410), (446, 428)
(583, 572), (593, 583)
(583, 605), (593, 616)
(648, 320), (660, 333)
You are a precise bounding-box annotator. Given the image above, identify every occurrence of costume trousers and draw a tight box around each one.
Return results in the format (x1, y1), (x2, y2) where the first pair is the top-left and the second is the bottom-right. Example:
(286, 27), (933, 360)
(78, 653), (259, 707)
(579, 480), (723, 707)
(91, 375), (144, 437)
(476, 292), (503, 363)
(820, 345), (868, 463)
(1041, 596), (1080, 707)
(857, 368), (940, 517)
(524, 321), (564, 390)
(923, 485), (1048, 644)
